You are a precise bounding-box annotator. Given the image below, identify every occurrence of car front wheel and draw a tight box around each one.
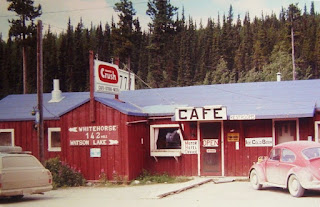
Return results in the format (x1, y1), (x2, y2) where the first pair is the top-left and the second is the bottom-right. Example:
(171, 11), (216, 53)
(250, 169), (262, 190)
(288, 175), (305, 197)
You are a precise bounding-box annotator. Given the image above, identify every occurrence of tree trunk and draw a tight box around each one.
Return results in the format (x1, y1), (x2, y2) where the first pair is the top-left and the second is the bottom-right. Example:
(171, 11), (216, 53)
(291, 26), (296, 80)
(22, 46), (27, 94)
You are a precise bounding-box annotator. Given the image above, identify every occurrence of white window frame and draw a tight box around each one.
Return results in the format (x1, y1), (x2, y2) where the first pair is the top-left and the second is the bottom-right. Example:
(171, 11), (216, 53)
(150, 124), (184, 157)
(0, 129), (15, 146)
(314, 121), (320, 143)
(48, 127), (61, 152)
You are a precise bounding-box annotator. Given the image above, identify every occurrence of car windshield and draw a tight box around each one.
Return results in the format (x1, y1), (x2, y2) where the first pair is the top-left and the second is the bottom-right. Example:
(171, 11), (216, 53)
(302, 147), (320, 160)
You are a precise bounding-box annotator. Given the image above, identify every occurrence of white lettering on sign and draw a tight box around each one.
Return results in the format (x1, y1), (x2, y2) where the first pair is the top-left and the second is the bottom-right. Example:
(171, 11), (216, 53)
(94, 60), (120, 95)
(245, 137), (273, 147)
(70, 140), (90, 146)
(206, 149), (217, 153)
(230, 114), (255, 120)
(175, 106), (227, 121)
(100, 68), (117, 81)
(68, 125), (119, 146)
(183, 140), (198, 154)
(203, 139), (219, 147)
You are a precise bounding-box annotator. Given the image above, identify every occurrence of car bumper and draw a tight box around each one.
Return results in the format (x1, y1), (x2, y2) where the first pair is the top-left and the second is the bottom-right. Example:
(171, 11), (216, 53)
(0, 185), (52, 197)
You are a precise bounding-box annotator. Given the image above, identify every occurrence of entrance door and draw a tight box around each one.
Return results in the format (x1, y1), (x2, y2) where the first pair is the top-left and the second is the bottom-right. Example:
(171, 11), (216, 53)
(200, 122), (222, 176)
(275, 120), (296, 144)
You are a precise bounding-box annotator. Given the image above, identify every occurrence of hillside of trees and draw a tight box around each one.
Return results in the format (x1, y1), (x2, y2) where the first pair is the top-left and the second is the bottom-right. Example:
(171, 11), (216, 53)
(0, 0), (320, 98)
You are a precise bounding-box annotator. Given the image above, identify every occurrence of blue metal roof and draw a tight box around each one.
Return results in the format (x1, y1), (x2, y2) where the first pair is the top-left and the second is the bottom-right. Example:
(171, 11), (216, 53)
(1, 79), (320, 121)
(119, 79), (320, 119)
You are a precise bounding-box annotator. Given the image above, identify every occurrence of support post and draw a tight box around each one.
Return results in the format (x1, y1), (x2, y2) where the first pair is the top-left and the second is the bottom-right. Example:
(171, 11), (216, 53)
(37, 20), (44, 163)
(89, 50), (95, 123)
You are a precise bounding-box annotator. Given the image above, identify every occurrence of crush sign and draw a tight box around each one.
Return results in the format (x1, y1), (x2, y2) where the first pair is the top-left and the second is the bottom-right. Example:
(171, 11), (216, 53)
(68, 125), (119, 146)
(94, 60), (120, 95)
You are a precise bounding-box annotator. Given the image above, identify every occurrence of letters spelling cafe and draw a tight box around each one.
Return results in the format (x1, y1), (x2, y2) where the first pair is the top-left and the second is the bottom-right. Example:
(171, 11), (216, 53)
(1, 59), (320, 181)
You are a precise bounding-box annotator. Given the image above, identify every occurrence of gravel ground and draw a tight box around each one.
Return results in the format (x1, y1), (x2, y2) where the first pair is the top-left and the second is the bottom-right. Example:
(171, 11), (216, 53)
(1, 179), (320, 207)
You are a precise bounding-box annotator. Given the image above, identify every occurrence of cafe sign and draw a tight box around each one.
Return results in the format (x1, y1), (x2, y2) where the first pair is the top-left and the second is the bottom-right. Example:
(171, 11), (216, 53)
(175, 106), (227, 121)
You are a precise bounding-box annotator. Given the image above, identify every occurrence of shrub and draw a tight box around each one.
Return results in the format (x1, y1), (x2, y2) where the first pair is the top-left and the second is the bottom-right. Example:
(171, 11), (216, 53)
(45, 157), (86, 188)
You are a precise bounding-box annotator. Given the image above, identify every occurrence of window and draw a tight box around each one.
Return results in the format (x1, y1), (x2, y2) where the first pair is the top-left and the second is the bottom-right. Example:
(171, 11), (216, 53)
(48, 128), (61, 152)
(0, 129), (14, 146)
(302, 147), (320, 160)
(281, 149), (296, 163)
(150, 124), (183, 157)
(269, 148), (281, 161)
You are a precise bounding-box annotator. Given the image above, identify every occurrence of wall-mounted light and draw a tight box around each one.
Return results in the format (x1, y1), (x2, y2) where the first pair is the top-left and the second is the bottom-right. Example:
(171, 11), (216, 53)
(31, 107), (37, 116)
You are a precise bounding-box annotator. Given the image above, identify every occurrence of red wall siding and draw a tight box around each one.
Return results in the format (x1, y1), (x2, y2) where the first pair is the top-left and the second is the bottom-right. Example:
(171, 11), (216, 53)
(224, 120), (273, 176)
(59, 101), (148, 181)
(145, 119), (198, 176)
(0, 120), (61, 159)
(299, 118), (314, 141)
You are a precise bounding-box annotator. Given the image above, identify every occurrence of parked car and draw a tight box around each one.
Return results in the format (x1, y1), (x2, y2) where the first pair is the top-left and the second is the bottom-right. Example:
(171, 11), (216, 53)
(249, 141), (320, 197)
(0, 146), (52, 199)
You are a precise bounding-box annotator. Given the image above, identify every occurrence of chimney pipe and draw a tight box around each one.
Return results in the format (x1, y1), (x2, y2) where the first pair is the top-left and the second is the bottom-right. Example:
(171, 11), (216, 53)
(49, 79), (64, 103)
(277, 72), (281, 82)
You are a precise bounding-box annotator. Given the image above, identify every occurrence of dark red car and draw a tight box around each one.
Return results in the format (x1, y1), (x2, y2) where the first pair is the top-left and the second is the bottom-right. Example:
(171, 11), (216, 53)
(249, 141), (320, 197)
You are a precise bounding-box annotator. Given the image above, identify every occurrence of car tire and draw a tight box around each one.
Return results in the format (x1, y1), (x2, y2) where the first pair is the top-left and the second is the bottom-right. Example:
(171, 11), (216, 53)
(11, 195), (24, 200)
(288, 175), (305, 197)
(250, 169), (262, 190)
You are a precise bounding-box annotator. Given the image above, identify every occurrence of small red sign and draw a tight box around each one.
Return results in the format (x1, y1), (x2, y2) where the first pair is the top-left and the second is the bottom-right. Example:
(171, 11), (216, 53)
(98, 64), (119, 84)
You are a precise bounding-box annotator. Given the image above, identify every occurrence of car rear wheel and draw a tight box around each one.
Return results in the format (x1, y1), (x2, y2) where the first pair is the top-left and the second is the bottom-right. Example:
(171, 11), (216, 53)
(288, 175), (305, 197)
(11, 195), (24, 200)
(250, 169), (262, 190)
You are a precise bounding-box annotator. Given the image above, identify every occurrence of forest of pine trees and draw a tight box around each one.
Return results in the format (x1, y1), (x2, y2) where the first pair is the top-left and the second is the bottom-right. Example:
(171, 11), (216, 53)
(0, 0), (320, 99)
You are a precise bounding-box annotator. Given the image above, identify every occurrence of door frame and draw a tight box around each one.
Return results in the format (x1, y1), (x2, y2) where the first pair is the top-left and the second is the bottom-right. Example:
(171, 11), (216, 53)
(197, 121), (224, 176)
(272, 118), (299, 145)
(314, 121), (320, 143)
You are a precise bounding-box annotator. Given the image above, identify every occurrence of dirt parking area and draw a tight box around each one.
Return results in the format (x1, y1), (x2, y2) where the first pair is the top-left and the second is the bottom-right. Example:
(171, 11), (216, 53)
(1, 180), (320, 207)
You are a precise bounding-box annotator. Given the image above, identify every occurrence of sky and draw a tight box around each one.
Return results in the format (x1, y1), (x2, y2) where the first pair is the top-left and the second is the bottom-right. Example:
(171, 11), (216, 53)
(0, 0), (319, 40)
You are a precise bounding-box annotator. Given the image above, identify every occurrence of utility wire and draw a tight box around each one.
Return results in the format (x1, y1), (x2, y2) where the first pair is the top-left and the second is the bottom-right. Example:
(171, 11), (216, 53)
(0, 1), (148, 18)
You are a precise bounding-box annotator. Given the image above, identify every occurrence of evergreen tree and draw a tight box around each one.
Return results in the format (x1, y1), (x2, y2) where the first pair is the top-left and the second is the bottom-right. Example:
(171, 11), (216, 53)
(43, 27), (58, 92)
(7, 0), (42, 94)
(113, 0), (137, 65)
(146, 0), (178, 88)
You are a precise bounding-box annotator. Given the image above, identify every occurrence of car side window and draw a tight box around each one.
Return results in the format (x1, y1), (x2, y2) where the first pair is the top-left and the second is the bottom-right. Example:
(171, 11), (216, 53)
(281, 149), (296, 163)
(269, 148), (281, 161)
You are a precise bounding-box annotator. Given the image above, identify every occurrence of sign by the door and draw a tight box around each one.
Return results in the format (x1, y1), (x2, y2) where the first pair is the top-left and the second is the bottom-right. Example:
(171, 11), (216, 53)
(183, 140), (198, 154)
(203, 139), (219, 147)
(206, 149), (217, 153)
(245, 137), (273, 147)
(227, 133), (239, 142)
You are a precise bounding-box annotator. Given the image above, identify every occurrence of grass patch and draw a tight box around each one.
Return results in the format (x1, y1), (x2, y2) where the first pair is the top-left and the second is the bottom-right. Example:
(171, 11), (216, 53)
(132, 170), (192, 185)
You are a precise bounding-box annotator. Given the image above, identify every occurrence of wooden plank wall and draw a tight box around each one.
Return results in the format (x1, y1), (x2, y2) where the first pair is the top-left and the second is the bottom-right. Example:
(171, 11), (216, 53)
(0, 120), (61, 159)
(59, 102), (149, 181)
(145, 119), (198, 176)
(224, 120), (273, 176)
(299, 117), (314, 141)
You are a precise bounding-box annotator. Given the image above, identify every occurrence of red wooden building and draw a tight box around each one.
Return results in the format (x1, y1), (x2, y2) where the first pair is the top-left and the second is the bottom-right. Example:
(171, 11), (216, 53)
(0, 79), (320, 180)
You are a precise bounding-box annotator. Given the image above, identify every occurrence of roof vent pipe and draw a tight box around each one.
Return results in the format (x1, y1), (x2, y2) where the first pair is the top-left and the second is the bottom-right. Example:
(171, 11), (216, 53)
(49, 79), (64, 103)
(277, 72), (281, 82)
